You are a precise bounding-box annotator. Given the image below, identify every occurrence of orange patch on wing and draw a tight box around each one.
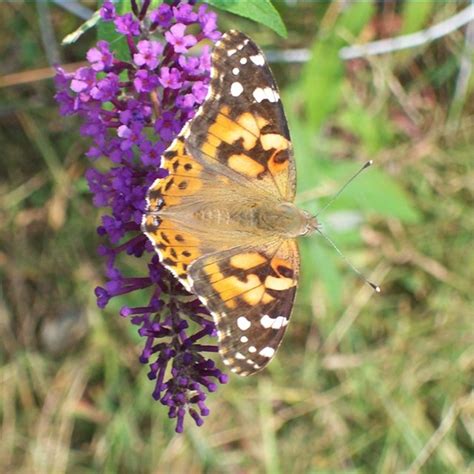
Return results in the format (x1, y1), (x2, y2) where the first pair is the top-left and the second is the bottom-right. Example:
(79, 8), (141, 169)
(208, 107), (258, 150)
(264, 275), (294, 291)
(261, 293), (275, 304)
(203, 262), (225, 283)
(160, 175), (203, 196)
(201, 140), (217, 159)
(230, 252), (266, 270)
(260, 133), (289, 151)
(268, 150), (289, 175)
(228, 154), (265, 177)
(256, 114), (269, 130)
(145, 218), (202, 286)
(236, 112), (259, 137)
(270, 257), (293, 276)
(165, 155), (203, 178)
(212, 274), (261, 306)
(242, 285), (266, 306)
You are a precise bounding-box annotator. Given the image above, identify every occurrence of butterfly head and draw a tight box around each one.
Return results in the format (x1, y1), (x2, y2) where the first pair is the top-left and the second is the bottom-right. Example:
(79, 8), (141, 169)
(275, 203), (319, 238)
(299, 208), (319, 236)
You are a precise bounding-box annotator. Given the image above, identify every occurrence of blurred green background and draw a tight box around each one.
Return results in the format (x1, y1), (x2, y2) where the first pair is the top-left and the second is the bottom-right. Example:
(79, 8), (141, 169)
(0, 1), (473, 473)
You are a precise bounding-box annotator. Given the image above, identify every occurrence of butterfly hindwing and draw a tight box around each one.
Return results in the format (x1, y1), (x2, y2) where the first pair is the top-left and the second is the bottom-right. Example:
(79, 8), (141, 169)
(184, 30), (296, 202)
(189, 238), (300, 375)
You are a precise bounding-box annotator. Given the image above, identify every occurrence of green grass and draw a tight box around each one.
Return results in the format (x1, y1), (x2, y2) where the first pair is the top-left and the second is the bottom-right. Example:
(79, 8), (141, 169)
(0, 2), (472, 473)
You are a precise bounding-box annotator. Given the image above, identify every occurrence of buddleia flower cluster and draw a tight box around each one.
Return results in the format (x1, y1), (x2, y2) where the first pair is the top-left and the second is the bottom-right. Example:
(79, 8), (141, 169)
(55, 0), (227, 432)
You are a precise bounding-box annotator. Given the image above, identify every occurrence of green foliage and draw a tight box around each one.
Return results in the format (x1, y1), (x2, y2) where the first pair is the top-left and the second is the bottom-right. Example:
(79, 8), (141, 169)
(401, 0), (434, 35)
(204, 0), (287, 37)
(301, 2), (374, 130)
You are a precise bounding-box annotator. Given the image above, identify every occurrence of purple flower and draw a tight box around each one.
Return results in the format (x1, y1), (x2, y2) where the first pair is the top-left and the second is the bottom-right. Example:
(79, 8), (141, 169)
(70, 66), (95, 94)
(149, 3), (173, 29)
(134, 69), (159, 93)
(198, 5), (221, 41)
(55, 0), (224, 433)
(115, 12), (140, 36)
(133, 40), (163, 69)
(117, 123), (145, 150)
(173, 3), (198, 24)
(192, 81), (209, 103)
(90, 73), (119, 101)
(100, 0), (116, 21)
(155, 111), (181, 142)
(140, 140), (166, 166)
(159, 66), (182, 89)
(165, 23), (197, 54)
(87, 40), (114, 71)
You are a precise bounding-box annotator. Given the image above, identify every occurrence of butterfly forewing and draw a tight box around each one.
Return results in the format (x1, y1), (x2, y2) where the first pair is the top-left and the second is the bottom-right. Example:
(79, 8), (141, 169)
(184, 30), (296, 202)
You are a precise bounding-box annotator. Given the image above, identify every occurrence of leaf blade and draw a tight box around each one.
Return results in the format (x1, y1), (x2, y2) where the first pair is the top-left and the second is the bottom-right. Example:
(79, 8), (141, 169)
(204, 0), (287, 37)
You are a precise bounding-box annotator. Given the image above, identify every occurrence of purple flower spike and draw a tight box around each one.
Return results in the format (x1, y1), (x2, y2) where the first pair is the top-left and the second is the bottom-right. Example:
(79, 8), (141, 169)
(55, 0), (224, 433)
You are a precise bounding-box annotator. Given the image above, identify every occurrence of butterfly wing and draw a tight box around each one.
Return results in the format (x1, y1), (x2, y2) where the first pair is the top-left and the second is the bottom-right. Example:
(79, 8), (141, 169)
(142, 135), (230, 290)
(183, 30), (296, 202)
(189, 238), (300, 375)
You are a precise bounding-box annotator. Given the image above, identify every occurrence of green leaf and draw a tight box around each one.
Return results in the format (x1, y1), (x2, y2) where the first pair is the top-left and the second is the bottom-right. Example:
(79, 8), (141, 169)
(97, 21), (131, 61)
(204, 0), (287, 37)
(300, 238), (343, 310)
(347, 168), (421, 223)
(62, 10), (101, 45)
(301, 2), (374, 130)
(339, 100), (395, 154)
(317, 163), (421, 224)
(401, 0), (433, 35)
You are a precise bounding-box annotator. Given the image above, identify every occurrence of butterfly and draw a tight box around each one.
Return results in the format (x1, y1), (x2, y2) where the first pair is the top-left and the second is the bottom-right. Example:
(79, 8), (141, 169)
(142, 30), (318, 376)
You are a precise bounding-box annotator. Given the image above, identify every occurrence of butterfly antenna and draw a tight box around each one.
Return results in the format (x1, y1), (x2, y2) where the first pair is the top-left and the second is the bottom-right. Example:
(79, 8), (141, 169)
(316, 227), (381, 293)
(316, 160), (373, 217)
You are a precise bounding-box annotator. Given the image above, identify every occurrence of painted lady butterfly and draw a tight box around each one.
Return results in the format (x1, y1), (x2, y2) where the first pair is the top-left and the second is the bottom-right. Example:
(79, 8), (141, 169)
(142, 30), (318, 376)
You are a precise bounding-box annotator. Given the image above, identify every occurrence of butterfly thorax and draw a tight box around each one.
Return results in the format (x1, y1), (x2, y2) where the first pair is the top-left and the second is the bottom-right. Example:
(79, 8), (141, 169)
(188, 200), (317, 238)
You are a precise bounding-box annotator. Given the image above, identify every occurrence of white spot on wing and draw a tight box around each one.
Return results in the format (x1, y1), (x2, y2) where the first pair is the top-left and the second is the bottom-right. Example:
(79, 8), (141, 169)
(237, 316), (251, 331)
(235, 352), (245, 360)
(240, 336), (248, 343)
(250, 54), (265, 66)
(231, 81), (243, 97)
(253, 87), (279, 103)
(259, 314), (288, 330)
(259, 346), (275, 358)
(227, 48), (237, 56)
(232, 67), (239, 75)
(260, 314), (273, 329)
(248, 346), (257, 353)
(240, 57), (247, 65)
